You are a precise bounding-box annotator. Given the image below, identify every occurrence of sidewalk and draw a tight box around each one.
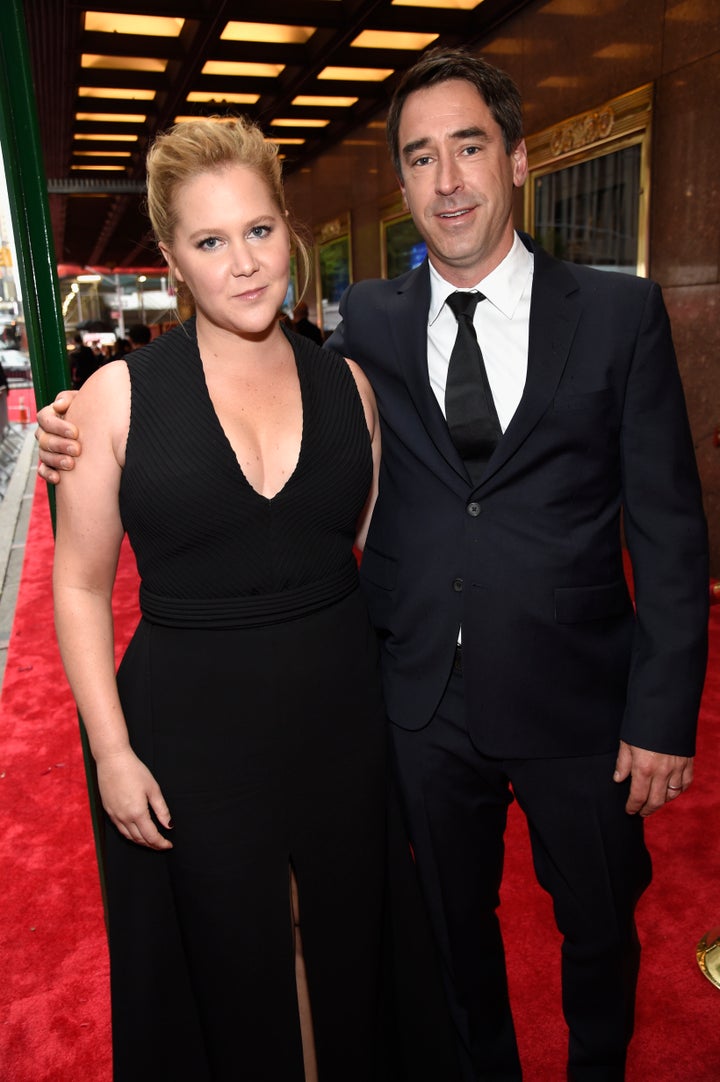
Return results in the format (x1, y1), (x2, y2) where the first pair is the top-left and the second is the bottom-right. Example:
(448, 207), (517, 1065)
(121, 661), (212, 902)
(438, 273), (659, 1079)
(0, 426), (38, 692)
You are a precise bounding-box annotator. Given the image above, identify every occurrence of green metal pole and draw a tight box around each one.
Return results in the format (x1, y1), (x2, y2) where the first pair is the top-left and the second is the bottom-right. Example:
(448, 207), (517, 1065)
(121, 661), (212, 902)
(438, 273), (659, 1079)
(0, 0), (107, 920)
(0, 1), (67, 423)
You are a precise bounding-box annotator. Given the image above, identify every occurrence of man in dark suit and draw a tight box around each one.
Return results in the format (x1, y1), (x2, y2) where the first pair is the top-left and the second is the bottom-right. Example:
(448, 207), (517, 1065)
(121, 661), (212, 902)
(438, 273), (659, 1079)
(34, 50), (708, 1081)
(68, 332), (100, 389)
(324, 50), (708, 1081)
(291, 300), (324, 345)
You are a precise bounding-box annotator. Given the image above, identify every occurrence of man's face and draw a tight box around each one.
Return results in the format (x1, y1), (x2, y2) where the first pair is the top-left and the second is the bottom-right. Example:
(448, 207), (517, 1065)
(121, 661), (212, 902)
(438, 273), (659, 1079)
(397, 79), (527, 287)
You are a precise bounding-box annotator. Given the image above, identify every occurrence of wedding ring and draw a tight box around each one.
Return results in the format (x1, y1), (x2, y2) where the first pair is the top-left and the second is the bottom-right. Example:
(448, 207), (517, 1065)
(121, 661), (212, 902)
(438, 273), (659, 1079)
(667, 784), (682, 790)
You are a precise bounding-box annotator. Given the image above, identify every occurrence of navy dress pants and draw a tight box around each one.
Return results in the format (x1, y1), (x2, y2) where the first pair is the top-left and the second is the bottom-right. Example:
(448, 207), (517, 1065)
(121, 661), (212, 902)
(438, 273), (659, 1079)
(390, 666), (652, 1082)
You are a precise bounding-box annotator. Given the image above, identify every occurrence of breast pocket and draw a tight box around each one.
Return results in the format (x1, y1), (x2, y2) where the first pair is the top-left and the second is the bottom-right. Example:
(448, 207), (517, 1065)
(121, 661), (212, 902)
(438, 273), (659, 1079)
(549, 386), (619, 461)
(553, 387), (615, 414)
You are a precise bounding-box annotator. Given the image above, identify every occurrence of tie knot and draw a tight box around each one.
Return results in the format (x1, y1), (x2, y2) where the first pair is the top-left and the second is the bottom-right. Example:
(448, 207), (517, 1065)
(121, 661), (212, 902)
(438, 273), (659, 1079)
(446, 291), (483, 322)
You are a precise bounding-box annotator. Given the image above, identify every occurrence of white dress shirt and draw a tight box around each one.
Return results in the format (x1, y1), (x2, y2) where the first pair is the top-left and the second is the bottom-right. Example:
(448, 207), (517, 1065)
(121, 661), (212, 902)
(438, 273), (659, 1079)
(427, 231), (534, 433)
(428, 233), (534, 646)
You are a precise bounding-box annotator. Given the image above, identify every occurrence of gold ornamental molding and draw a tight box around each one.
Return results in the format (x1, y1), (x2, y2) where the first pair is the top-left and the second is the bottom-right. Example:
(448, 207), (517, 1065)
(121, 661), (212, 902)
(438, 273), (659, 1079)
(549, 107), (615, 158)
(697, 928), (720, 991)
(316, 216), (348, 245)
(526, 84), (653, 170)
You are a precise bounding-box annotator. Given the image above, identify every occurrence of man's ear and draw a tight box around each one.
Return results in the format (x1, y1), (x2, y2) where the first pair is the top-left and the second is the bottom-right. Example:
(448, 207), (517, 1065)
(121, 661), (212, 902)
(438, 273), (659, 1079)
(511, 139), (528, 189)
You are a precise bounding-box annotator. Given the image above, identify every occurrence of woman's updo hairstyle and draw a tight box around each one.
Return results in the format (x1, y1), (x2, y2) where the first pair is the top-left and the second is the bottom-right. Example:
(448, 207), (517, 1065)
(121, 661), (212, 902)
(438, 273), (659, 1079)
(145, 116), (310, 319)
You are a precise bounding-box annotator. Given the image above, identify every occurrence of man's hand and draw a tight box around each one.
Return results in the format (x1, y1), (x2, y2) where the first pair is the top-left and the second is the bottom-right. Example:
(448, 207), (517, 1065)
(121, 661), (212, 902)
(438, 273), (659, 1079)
(614, 739), (693, 816)
(35, 390), (81, 483)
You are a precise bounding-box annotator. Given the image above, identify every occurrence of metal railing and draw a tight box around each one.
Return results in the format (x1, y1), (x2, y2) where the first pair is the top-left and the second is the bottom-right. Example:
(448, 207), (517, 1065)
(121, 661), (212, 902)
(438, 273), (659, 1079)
(0, 388), (8, 438)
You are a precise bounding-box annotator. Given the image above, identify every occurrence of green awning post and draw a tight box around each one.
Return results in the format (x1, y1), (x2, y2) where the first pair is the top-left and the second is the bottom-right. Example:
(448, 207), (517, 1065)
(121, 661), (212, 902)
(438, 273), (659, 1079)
(0, 0), (107, 921)
(0, 3), (68, 433)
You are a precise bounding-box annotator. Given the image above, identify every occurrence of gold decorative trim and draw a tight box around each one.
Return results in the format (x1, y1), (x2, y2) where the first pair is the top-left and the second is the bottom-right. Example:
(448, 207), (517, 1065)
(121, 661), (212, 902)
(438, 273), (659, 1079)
(314, 214), (352, 333)
(697, 928), (720, 990)
(549, 107), (615, 158)
(526, 84), (652, 170)
(316, 216), (348, 244)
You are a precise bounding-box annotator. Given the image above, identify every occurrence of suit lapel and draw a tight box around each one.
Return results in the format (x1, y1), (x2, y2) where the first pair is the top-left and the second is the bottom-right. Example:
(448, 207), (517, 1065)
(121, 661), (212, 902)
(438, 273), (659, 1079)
(479, 238), (582, 487)
(388, 262), (471, 486)
(383, 240), (583, 492)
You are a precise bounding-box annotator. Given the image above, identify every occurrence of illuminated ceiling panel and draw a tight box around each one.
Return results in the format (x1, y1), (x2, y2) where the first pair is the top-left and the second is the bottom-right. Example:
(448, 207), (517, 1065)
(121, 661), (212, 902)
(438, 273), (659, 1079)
(318, 67), (393, 81)
(392, 0), (481, 7)
(221, 22), (316, 44)
(202, 61), (285, 78)
(78, 87), (156, 100)
(84, 11), (184, 36)
(187, 91), (260, 105)
(25, 0), (532, 269)
(75, 134), (138, 142)
(351, 30), (438, 49)
(292, 95), (359, 108)
(271, 119), (330, 128)
(82, 54), (168, 72)
(75, 112), (146, 123)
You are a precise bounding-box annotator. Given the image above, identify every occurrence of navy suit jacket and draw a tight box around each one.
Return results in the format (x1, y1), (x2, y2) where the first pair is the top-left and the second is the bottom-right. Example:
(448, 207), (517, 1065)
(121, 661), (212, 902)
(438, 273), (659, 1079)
(327, 233), (708, 759)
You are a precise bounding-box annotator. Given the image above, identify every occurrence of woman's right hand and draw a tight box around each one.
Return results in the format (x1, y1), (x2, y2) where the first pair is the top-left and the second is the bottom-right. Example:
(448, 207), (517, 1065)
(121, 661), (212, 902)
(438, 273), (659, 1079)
(96, 747), (174, 850)
(35, 390), (81, 483)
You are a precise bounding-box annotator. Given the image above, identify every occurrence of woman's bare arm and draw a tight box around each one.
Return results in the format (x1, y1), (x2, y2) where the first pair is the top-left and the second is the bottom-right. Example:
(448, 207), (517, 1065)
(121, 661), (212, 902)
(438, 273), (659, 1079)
(53, 364), (172, 849)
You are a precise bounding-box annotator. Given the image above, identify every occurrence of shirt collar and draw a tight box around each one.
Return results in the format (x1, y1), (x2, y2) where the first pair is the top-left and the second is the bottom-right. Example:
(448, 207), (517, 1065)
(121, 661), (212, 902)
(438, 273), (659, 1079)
(428, 231), (533, 326)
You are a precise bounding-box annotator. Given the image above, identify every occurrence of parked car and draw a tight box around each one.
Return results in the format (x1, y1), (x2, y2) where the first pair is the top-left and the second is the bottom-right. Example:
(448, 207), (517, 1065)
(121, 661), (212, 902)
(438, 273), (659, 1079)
(0, 349), (32, 382)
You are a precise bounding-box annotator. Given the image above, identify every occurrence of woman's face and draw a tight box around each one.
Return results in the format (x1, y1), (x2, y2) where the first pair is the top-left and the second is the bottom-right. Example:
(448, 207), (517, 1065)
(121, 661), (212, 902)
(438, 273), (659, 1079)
(161, 163), (291, 339)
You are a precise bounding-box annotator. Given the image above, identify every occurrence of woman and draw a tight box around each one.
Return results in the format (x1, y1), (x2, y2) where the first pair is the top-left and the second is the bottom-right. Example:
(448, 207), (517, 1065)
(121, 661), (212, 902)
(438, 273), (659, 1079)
(53, 116), (386, 1081)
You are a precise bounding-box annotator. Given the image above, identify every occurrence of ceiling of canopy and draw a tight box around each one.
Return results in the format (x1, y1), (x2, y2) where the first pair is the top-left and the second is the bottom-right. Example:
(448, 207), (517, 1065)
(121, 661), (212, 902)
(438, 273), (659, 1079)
(21, 0), (531, 271)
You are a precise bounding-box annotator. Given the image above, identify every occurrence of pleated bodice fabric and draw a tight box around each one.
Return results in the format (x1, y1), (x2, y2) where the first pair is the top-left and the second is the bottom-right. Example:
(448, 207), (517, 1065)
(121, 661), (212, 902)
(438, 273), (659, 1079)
(119, 319), (371, 606)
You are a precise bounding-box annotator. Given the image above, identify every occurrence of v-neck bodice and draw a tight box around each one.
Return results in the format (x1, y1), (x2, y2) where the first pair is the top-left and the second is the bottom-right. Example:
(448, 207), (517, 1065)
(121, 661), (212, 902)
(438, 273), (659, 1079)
(120, 319), (372, 601)
(198, 327), (305, 503)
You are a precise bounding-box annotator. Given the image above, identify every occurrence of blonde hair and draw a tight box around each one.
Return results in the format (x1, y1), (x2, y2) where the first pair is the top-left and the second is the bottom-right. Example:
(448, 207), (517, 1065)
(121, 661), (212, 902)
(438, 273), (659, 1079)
(145, 116), (311, 320)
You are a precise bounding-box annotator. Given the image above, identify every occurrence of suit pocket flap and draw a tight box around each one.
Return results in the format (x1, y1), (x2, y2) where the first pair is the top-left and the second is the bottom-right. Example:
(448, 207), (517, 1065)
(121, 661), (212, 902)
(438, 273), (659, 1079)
(554, 579), (631, 624)
(359, 546), (398, 591)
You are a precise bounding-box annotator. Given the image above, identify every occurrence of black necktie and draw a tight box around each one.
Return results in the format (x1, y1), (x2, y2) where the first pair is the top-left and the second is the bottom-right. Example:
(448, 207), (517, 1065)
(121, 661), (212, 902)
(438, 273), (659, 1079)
(444, 291), (502, 480)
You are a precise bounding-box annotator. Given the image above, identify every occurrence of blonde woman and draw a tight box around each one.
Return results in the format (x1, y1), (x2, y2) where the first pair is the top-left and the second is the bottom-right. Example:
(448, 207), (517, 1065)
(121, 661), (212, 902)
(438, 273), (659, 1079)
(53, 117), (389, 1080)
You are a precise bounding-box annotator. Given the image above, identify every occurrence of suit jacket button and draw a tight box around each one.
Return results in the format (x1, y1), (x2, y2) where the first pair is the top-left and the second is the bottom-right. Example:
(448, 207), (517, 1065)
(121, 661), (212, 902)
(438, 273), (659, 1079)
(452, 578), (464, 592)
(467, 501), (481, 517)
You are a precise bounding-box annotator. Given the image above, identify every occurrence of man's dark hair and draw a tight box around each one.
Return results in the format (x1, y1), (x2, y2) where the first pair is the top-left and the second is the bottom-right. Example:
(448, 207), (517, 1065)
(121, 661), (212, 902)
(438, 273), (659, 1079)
(386, 48), (524, 178)
(127, 322), (152, 347)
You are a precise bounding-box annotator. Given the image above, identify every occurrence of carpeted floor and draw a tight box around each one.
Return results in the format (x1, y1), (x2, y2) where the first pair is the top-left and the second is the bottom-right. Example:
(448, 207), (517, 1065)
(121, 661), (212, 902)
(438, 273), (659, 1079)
(1, 475), (719, 1079)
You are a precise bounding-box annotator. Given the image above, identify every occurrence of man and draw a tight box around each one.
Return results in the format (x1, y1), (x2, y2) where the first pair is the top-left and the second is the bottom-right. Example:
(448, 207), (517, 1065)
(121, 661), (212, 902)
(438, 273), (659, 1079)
(328, 51), (708, 1081)
(291, 300), (324, 345)
(36, 50), (708, 1081)
(126, 322), (152, 349)
(68, 332), (99, 389)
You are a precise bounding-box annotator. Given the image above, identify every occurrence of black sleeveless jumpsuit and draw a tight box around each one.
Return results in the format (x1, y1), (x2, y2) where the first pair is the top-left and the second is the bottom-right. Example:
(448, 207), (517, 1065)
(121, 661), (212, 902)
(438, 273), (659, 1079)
(108, 321), (388, 1080)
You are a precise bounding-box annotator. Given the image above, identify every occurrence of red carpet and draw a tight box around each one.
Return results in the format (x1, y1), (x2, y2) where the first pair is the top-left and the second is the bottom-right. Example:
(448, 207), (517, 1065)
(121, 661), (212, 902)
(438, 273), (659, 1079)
(1, 475), (719, 1079)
